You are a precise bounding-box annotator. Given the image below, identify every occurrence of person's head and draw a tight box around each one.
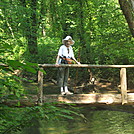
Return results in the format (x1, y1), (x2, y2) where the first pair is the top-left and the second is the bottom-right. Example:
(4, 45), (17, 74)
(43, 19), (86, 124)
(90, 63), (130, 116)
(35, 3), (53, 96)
(62, 36), (75, 47)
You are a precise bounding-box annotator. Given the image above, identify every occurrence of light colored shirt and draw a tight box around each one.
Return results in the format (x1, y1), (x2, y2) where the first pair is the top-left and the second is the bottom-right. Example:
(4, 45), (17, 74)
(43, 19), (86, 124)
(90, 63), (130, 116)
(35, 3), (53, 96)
(58, 45), (74, 64)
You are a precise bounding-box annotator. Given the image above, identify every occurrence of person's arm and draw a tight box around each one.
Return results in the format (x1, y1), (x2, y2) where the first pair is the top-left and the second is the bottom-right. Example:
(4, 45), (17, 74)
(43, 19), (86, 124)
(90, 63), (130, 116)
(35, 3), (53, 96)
(55, 46), (63, 65)
(72, 57), (81, 64)
(70, 46), (80, 65)
(55, 55), (60, 65)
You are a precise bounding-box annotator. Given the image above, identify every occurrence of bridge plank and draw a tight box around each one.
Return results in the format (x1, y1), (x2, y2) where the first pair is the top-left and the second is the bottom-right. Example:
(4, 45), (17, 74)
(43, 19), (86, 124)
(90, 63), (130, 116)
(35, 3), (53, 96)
(2, 93), (134, 106)
(43, 93), (134, 104)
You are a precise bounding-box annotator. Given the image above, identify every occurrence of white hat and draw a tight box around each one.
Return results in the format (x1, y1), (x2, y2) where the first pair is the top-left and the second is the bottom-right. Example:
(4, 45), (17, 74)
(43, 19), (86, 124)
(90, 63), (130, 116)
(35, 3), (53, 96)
(62, 36), (75, 45)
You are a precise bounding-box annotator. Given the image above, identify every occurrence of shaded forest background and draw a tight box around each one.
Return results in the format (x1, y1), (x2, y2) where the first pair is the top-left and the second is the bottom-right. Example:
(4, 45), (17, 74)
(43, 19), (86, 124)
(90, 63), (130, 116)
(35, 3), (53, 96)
(0, 0), (134, 133)
(1, 0), (134, 83)
(0, 0), (134, 96)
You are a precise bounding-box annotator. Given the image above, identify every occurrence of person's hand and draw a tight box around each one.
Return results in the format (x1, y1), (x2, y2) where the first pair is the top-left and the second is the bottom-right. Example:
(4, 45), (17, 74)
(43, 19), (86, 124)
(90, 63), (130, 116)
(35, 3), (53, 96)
(55, 63), (60, 67)
(77, 62), (81, 65)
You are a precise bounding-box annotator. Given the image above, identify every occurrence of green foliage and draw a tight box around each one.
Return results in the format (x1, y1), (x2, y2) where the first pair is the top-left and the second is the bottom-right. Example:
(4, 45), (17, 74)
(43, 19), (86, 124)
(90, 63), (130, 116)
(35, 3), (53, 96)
(0, 103), (79, 134)
(1, 0), (133, 67)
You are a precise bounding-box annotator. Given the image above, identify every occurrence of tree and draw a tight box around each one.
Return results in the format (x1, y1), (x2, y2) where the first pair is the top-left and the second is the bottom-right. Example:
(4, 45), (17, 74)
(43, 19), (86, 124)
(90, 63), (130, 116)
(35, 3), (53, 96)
(118, 0), (134, 37)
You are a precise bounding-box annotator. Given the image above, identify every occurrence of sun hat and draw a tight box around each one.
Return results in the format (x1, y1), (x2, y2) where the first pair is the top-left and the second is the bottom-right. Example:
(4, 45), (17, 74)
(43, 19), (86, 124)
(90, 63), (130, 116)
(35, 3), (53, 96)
(62, 36), (75, 45)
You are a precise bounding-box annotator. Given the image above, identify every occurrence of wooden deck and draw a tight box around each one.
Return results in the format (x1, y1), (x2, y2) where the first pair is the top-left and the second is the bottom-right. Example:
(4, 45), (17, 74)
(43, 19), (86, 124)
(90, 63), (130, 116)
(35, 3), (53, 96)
(43, 93), (134, 105)
(3, 93), (134, 106)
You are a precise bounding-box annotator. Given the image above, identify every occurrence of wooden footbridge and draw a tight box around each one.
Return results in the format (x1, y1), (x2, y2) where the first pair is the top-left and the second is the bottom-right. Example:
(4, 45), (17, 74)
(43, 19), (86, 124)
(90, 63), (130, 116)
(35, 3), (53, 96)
(1, 63), (134, 106)
(37, 64), (134, 105)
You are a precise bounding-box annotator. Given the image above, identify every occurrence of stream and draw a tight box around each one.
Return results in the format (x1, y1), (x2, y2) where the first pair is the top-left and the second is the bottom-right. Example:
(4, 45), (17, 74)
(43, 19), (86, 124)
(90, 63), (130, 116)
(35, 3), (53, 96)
(18, 105), (134, 134)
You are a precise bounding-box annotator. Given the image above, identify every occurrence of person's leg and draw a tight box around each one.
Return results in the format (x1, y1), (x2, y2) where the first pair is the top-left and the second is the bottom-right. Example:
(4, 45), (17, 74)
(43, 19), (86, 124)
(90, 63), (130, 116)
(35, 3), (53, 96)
(57, 67), (65, 94)
(63, 67), (73, 94)
(63, 67), (69, 88)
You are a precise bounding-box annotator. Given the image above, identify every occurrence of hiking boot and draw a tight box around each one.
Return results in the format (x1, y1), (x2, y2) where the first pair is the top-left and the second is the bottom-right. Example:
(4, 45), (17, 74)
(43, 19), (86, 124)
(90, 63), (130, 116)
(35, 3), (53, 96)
(61, 91), (66, 95)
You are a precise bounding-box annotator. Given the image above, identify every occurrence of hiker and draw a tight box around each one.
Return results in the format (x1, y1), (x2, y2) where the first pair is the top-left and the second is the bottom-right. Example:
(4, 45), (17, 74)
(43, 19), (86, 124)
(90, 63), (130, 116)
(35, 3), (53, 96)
(55, 36), (80, 95)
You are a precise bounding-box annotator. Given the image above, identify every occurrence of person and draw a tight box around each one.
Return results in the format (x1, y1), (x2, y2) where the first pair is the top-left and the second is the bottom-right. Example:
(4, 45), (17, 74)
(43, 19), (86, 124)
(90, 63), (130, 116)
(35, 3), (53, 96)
(55, 36), (80, 95)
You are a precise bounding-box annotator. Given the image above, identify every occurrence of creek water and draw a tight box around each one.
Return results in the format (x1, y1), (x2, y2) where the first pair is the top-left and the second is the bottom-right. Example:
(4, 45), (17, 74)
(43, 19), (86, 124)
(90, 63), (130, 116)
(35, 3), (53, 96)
(19, 105), (134, 134)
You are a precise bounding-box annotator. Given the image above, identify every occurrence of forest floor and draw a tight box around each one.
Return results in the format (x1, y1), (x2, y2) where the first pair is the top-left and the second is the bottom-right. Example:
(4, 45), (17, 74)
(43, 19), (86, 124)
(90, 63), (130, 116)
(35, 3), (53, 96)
(23, 77), (134, 95)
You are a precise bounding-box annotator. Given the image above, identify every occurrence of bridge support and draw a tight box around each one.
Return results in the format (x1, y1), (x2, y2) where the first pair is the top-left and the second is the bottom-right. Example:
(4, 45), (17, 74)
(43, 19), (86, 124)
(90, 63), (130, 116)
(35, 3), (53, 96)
(38, 68), (43, 105)
(120, 68), (127, 104)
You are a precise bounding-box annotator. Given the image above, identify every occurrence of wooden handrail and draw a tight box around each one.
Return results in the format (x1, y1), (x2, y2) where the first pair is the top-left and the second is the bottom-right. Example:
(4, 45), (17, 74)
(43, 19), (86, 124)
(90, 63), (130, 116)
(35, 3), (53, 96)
(1, 63), (134, 68)
(38, 64), (134, 68)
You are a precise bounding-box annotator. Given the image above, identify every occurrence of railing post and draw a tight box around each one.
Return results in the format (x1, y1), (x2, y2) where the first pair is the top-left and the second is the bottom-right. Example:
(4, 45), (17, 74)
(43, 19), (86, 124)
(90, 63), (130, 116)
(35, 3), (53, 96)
(38, 67), (43, 105)
(120, 68), (127, 104)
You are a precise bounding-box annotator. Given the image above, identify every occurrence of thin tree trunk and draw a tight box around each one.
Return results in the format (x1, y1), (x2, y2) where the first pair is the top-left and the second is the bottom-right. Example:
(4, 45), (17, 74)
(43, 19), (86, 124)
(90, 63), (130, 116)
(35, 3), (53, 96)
(79, 0), (86, 46)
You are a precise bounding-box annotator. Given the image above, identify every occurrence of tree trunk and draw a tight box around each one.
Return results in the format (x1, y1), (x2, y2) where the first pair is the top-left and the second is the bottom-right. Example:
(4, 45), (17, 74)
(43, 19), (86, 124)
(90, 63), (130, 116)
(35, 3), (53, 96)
(27, 0), (38, 54)
(118, 0), (134, 37)
(20, 0), (38, 55)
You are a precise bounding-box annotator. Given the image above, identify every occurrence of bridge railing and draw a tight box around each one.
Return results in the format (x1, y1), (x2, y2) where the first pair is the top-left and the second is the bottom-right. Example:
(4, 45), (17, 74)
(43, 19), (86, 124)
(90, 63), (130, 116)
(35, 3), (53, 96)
(38, 64), (134, 105)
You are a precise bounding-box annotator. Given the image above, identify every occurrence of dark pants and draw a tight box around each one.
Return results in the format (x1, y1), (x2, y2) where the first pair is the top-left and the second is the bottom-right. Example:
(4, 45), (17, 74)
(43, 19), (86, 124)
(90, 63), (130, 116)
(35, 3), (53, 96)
(57, 67), (69, 87)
